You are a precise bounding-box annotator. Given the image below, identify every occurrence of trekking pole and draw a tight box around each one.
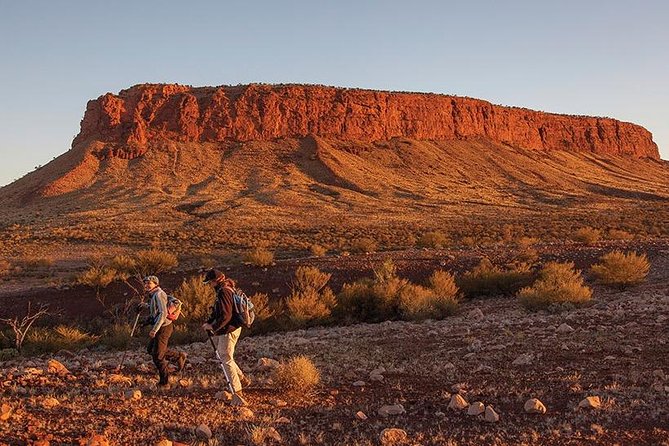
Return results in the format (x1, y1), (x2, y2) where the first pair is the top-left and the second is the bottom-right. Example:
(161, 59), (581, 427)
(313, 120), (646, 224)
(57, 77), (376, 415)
(116, 307), (143, 372)
(207, 330), (247, 406)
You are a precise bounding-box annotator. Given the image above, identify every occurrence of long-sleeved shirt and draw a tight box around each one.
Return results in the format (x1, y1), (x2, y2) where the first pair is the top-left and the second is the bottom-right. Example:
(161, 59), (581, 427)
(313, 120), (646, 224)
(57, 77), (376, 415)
(148, 286), (172, 333)
(206, 285), (241, 335)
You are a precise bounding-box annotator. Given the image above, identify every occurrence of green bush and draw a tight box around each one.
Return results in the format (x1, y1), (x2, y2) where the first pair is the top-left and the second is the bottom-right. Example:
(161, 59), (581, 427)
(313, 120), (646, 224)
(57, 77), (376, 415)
(518, 262), (592, 310)
(458, 258), (532, 298)
(417, 231), (449, 249)
(174, 276), (215, 321)
(590, 251), (650, 289)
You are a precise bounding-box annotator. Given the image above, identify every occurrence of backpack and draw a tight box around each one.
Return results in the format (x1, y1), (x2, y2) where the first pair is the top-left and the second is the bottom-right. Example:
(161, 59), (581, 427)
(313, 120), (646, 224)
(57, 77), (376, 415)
(166, 295), (183, 321)
(232, 289), (255, 328)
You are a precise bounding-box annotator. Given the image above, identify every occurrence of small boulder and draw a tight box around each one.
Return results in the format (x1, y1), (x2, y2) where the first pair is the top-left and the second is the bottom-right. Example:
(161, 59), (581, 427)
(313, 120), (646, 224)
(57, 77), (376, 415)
(47, 359), (70, 375)
(378, 404), (406, 417)
(370, 374), (384, 382)
(513, 353), (534, 366)
(484, 405), (499, 422)
(467, 401), (485, 416)
(448, 394), (468, 410)
(42, 397), (60, 409)
(195, 424), (212, 440)
(353, 380), (366, 387)
(355, 411), (368, 420)
(524, 398), (547, 414)
(269, 398), (287, 408)
(0, 403), (11, 421)
(468, 308), (484, 320)
(85, 435), (110, 446)
(238, 407), (254, 420)
(578, 396), (602, 410)
(124, 389), (142, 400)
(155, 440), (172, 446)
(379, 428), (408, 446)
(556, 323), (574, 333)
(256, 357), (280, 371)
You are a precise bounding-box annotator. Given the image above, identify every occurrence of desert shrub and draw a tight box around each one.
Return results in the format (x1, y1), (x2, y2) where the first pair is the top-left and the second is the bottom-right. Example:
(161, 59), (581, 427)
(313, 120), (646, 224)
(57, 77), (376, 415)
(293, 266), (331, 294)
(109, 255), (137, 278)
(245, 247), (274, 267)
(0, 348), (18, 361)
(429, 270), (459, 300)
(25, 326), (98, 354)
(417, 231), (449, 249)
(607, 229), (634, 241)
(573, 227), (601, 244)
(272, 355), (320, 393)
(285, 289), (333, 327)
(134, 249), (178, 276)
(100, 324), (133, 350)
(249, 293), (274, 321)
(0, 259), (11, 277)
(398, 284), (435, 320)
(310, 244), (328, 257)
(23, 256), (54, 269)
(459, 258), (532, 298)
(516, 236), (539, 248)
(336, 280), (377, 321)
(174, 276), (215, 321)
(518, 262), (592, 310)
(590, 251), (650, 289)
(351, 237), (377, 253)
(460, 236), (477, 247)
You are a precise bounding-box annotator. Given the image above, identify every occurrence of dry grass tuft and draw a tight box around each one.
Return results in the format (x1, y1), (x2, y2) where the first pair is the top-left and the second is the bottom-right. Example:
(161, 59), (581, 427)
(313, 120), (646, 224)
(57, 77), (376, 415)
(591, 250), (650, 289)
(174, 276), (215, 320)
(417, 231), (449, 249)
(245, 246), (274, 267)
(458, 258), (532, 298)
(134, 249), (178, 275)
(272, 355), (321, 393)
(573, 227), (602, 244)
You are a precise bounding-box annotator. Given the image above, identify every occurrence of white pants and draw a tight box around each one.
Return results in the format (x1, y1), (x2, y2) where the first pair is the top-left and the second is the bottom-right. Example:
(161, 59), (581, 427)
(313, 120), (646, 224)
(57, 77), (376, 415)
(214, 328), (245, 392)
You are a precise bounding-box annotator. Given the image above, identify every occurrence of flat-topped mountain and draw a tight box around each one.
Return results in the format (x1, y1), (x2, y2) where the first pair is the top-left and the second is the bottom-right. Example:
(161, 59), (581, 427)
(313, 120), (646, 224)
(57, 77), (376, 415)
(0, 84), (666, 256)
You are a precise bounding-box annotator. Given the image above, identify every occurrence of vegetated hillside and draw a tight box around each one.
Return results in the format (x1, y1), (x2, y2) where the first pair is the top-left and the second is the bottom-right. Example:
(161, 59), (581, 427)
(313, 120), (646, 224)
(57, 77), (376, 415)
(0, 84), (667, 256)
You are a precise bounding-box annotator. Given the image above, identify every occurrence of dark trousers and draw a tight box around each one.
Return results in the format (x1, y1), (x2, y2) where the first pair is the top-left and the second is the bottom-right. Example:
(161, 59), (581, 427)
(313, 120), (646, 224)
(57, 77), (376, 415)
(147, 323), (178, 384)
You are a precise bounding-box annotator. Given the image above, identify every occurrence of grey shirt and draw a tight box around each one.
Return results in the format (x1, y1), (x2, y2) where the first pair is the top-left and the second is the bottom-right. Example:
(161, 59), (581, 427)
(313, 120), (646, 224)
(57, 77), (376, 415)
(148, 287), (172, 333)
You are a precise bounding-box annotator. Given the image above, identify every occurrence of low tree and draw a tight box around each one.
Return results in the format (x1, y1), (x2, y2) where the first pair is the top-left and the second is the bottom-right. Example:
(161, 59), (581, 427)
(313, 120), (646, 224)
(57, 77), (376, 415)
(0, 302), (48, 353)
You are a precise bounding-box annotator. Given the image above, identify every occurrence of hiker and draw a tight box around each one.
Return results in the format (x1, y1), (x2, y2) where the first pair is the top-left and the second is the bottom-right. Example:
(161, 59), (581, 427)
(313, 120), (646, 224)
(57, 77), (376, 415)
(143, 275), (186, 388)
(201, 269), (251, 397)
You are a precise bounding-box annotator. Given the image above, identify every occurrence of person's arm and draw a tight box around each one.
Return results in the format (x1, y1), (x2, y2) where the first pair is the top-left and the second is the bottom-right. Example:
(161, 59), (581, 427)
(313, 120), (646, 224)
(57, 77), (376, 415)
(150, 290), (168, 335)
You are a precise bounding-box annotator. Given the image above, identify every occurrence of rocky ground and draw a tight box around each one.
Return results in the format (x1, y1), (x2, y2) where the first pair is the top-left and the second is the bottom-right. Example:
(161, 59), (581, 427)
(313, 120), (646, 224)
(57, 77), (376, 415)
(1, 251), (668, 446)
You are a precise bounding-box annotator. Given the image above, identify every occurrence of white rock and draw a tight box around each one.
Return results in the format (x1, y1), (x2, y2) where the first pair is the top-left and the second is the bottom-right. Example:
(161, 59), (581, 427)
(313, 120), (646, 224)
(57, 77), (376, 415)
(378, 404), (406, 417)
(578, 396), (601, 409)
(467, 401), (485, 416)
(524, 398), (547, 414)
(557, 323), (574, 333)
(484, 405), (499, 422)
(448, 394), (469, 410)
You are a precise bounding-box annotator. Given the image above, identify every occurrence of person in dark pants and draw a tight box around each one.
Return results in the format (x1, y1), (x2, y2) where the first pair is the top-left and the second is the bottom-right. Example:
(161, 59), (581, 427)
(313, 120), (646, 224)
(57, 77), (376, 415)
(144, 275), (186, 388)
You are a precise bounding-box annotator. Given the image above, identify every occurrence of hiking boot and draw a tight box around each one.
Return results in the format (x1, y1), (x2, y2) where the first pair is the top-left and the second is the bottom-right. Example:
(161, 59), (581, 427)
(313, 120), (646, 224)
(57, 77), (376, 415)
(240, 375), (252, 388)
(177, 352), (187, 373)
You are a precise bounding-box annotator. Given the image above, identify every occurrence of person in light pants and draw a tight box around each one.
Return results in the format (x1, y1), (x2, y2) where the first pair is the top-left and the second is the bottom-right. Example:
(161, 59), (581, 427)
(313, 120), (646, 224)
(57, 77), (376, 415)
(201, 269), (250, 395)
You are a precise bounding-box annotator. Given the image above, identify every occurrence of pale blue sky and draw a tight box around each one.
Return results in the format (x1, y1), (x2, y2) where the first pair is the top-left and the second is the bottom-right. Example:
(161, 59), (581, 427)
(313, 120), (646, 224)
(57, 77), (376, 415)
(1, 0), (667, 186)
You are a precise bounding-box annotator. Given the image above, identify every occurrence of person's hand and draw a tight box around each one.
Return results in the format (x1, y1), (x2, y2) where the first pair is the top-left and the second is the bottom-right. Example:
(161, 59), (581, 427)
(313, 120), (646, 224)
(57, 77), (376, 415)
(149, 330), (156, 338)
(201, 323), (213, 332)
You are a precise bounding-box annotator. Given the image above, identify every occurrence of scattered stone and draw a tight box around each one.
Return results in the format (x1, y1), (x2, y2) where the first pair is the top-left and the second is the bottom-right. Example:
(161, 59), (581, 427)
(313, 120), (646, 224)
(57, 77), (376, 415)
(355, 411), (368, 420)
(578, 396), (602, 410)
(215, 391), (232, 402)
(47, 359), (70, 375)
(275, 416), (291, 424)
(0, 404), (11, 421)
(256, 357), (280, 371)
(467, 402), (485, 416)
(484, 405), (500, 422)
(378, 404), (406, 417)
(124, 389), (142, 400)
(556, 323), (574, 333)
(524, 398), (547, 414)
(448, 394), (468, 410)
(513, 353), (534, 366)
(269, 398), (287, 407)
(155, 440), (172, 446)
(42, 397), (60, 409)
(370, 374), (384, 382)
(370, 366), (386, 376)
(195, 424), (212, 440)
(178, 378), (191, 388)
(33, 439), (50, 446)
(379, 428), (408, 446)
(435, 411), (445, 418)
(353, 380), (366, 387)
(468, 308), (484, 320)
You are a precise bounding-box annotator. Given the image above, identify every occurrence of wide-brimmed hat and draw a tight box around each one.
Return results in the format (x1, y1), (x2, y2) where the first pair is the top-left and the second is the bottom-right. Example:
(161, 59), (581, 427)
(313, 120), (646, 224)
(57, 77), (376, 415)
(203, 269), (225, 284)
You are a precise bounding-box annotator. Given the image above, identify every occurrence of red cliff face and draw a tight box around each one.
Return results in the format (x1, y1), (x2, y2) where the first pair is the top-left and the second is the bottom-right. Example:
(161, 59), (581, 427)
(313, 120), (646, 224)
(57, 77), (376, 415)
(74, 84), (659, 159)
